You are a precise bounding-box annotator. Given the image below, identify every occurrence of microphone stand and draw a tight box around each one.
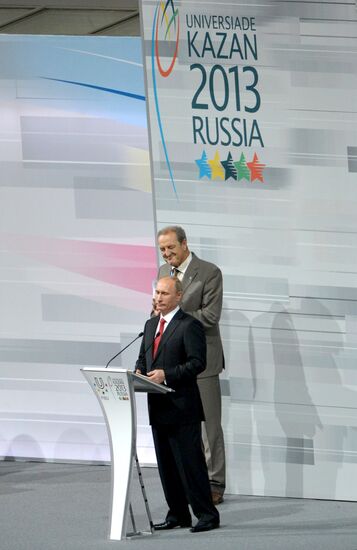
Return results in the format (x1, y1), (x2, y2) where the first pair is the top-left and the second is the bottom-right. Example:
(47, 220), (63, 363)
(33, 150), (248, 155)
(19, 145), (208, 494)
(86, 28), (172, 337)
(105, 332), (144, 369)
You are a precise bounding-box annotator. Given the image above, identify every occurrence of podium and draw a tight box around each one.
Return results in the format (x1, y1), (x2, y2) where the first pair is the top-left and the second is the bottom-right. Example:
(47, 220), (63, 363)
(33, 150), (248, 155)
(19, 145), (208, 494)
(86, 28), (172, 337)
(81, 367), (173, 541)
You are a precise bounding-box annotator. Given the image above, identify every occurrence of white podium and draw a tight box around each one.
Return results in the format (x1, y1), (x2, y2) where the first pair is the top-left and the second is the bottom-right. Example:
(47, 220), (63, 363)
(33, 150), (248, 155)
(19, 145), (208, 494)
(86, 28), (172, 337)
(81, 367), (173, 541)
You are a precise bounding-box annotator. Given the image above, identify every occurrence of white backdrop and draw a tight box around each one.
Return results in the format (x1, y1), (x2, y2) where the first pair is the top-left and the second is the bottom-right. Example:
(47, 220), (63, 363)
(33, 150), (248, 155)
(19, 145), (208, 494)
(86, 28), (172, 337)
(2, 3), (357, 501)
(0, 35), (157, 464)
(140, 0), (357, 500)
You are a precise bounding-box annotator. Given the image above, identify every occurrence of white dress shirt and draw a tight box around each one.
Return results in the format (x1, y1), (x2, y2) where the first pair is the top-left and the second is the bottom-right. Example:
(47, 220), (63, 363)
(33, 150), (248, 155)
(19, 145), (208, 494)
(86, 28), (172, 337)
(155, 305), (180, 336)
(171, 252), (192, 281)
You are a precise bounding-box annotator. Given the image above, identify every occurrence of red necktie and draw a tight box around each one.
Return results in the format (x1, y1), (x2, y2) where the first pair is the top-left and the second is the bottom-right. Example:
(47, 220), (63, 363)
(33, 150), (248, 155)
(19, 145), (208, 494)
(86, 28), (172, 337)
(152, 318), (166, 359)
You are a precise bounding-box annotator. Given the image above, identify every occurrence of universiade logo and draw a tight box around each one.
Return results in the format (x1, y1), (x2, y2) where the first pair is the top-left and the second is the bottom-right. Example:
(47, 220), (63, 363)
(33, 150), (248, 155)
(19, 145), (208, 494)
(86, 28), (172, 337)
(152, 0), (180, 196)
(152, 3), (266, 189)
(94, 377), (109, 400)
(109, 377), (129, 401)
(155, 1), (179, 77)
(196, 150), (265, 182)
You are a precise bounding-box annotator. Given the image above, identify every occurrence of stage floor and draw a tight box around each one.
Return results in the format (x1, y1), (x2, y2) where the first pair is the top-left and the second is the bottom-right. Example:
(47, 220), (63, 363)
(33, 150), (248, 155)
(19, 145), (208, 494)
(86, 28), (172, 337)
(1, 461), (356, 550)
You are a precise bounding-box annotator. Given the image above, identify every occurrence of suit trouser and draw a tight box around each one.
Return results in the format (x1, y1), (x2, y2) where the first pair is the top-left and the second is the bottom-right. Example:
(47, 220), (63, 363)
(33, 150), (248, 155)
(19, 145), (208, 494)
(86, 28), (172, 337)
(197, 375), (226, 492)
(152, 422), (219, 524)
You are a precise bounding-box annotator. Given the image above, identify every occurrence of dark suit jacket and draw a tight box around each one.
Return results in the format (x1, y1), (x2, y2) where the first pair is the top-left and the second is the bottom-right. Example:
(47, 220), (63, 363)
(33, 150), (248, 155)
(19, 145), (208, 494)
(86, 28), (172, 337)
(158, 252), (224, 378)
(135, 309), (206, 426)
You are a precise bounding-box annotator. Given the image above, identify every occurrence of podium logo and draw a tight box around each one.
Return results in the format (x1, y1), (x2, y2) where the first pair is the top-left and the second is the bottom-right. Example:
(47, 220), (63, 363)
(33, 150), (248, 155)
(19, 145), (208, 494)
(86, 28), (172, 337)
(93, 377), (109, 400)
(95, 377), (104, 389)
(108, 377), (129, 401)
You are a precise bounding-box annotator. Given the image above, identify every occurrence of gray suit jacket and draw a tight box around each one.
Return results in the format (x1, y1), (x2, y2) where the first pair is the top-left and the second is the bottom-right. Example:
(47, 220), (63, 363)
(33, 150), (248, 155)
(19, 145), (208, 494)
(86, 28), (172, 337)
(158, 252), (224, 378)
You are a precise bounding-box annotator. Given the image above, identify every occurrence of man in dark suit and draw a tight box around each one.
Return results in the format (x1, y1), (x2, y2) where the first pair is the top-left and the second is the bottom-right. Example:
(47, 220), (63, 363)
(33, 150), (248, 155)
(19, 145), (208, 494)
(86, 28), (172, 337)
(156, 226), (226, 504)
(136, 276), (219, 533)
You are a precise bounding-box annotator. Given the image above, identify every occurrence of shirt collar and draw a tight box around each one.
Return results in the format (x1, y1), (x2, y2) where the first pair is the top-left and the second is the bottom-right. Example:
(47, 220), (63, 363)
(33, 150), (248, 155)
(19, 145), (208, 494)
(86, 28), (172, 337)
(161, 306), (180, 326)
(176, 252), (192, 275)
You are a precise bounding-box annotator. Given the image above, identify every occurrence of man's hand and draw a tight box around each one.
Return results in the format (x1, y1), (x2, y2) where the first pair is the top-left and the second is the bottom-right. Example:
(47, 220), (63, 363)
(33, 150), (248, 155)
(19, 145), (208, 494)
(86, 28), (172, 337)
(147, 369), (165, 384)
(135, 369), (142, 375)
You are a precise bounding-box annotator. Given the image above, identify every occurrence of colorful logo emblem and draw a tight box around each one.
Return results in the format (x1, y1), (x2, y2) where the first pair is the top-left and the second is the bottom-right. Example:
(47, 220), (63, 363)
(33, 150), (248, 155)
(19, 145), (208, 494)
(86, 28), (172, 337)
(155, 1), (180, 77)
(152, 1), (180, 196)
(196, 150), (266, 182)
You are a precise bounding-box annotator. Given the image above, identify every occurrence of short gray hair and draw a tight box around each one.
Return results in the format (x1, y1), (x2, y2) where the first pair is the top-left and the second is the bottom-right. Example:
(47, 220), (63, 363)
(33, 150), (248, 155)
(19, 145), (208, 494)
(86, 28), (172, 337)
(157, 226), (187, 244)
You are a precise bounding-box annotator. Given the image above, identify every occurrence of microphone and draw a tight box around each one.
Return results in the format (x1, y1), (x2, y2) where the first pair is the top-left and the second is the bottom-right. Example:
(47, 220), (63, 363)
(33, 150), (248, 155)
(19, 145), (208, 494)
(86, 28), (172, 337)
(105, 332), (144, 369)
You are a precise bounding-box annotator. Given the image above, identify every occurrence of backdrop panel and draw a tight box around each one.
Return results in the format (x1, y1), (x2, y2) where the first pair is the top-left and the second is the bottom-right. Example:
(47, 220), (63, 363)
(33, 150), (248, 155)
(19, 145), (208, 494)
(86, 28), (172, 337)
(0, 35), (156, 464)
(140, 0), (357, 499)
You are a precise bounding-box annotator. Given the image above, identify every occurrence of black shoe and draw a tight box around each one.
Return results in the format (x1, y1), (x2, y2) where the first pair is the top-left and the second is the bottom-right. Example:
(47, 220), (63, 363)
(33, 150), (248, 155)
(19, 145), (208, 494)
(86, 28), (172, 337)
(190, 520), (220, 533)
(154, 519), (192, 530)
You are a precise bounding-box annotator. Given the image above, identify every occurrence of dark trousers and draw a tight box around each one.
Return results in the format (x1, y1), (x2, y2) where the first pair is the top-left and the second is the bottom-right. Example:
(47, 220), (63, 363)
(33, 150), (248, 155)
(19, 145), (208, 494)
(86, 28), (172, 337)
(152, 422), (219, 524)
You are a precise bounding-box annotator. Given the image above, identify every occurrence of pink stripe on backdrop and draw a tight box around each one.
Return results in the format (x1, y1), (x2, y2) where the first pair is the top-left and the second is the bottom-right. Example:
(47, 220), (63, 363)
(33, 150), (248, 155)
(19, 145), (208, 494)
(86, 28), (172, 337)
(2, 234), (158, 294)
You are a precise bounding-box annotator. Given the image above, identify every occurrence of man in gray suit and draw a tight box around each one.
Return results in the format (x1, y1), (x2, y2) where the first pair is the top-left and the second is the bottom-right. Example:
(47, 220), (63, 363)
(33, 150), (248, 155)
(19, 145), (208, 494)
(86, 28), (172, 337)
(156, 226), (226, 504)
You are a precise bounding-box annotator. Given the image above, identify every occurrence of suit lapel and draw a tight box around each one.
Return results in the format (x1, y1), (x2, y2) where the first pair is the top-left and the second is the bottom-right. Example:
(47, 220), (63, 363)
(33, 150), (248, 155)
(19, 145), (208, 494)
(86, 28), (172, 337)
(158, 253), (199, 293)
(182, 253), (199, 293)
(146, 317), (159, 370)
